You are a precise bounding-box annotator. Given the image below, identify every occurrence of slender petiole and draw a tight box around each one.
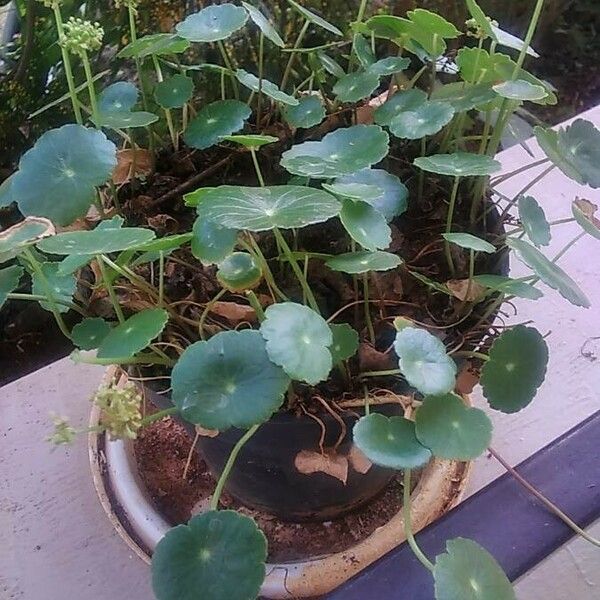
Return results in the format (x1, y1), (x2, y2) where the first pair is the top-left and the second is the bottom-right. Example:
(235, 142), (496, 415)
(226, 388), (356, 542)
(96, 255), (125, 323)
(80, 50), (99, 124)
(403, 469), (435, 572)
(444, 176), (461, 275)
(280, 19), (310, 91)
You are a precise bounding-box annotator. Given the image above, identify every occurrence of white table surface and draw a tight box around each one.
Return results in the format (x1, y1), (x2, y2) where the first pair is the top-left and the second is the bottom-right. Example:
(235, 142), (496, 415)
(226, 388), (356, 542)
(1, 107), (599, 600)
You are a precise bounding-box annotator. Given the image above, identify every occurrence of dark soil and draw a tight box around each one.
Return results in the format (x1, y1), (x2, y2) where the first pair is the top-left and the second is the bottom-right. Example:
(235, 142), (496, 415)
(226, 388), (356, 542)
(134, 416), (405, 562)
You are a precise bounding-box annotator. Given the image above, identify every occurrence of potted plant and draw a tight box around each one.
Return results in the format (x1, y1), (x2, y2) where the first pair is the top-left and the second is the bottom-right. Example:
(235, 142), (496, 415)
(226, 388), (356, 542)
(2, 0), (599, 598)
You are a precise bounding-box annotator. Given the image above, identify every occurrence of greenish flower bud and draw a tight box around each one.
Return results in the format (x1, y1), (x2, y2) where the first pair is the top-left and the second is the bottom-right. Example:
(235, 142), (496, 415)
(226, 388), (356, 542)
(94, 381), (143, 440)
(36, 0), (63, 9)
(46, 414), (77, 446)
(61, 17), (104, 55)
(115, 0), (141, 9)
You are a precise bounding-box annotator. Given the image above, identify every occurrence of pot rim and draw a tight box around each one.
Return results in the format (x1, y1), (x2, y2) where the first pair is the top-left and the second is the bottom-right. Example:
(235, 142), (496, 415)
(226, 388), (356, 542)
(89, 369), (472, 599)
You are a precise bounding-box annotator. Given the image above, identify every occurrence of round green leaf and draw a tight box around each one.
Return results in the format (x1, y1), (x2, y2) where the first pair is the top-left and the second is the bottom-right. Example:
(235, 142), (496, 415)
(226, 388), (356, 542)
(222, 134), (278, 148)
(317, 52), (345, 78)
(152, 510), (267, 600)
(184, 100), (251, 150)
(535, 119), (600, 188)
(37, 227), (155, 255)
(96, 308), (168, 359)
(71, 317), (111, 350)
(286, 0), (342, 36)
(31, 263), (76, 314)
(368, 56), (411, 77)
(472, 275), (543, 300)
(353, 34), (375, 68)
(329, 323), (359, 363)
(335, 168), (408, 221)
(407, 8), (461, 38)
(340, 198), (391, 250)
(333, 71), (380, 103)
(394, 327), (456, 395)
(506, 237), (590, 307)
(281, 125), (389, 179)
(0, 174), (14, 208)
(480, 325), (548, 413)
(518, 196), (550, 247)
(390, 101), (454, 140)
(191, 217), (238, 264)
(415, 393), (492, 460)
(235, 69), (298, 106)
(196, 185), (340, 231)
(260, 302), (333, 385)
(493, 79), (547, 101)
(322, 182), (383, 201)
(282, 95), (325, 129)
(572, 198), (600, 240)
(442, 233), (495, 253)
(94, 111), (159, 129)
(0, 217), (54, 258)
(353, 413), (432, 469)
(431, 82), (496, 111)
(171, 329), (289, 429)
(118, 34), (190, 58)
(374, 89), (427, 127)
(434, 538), (515, 600)
(11, 125), (117, 226)
(175, 4), (248, 42)
(241, 2), (284, 47)
(154, 74), (194, 109)
(0, 265), (23, 309)
(216, 252), (262, 291)
(98, 82), (138, 113)
(326, 250), (402, 274)
(361, 15), (413, 41)
(414, 153), (501, 177)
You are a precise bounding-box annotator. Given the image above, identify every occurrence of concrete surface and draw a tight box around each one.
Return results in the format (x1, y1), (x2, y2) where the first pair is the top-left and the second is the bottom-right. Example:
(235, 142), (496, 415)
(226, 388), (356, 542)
(1, 107), (599, 599)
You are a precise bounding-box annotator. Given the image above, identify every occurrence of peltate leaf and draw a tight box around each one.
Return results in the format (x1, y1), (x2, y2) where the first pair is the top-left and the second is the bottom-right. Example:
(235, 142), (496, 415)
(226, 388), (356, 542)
(518, 196), (550, 246)
(191, 217), (238, 264)
(31, 263), (76, 314)
(236, 69), (298, 105)
(326, 250), (402, 274)
(340, 198), (391, 250)
(71, 317), (111, 350)
(333, 70), (380, 103)
(154, 74), (194, 108)
(282, 95), (325, 129)
(216, 252), (262, 291)
(442, 233), (495, 253)
(389, 100), (454, 140)
(414, 152), (501, 177)
(374, 89), (427, 127)
(37, 227), (155, 255)
(329, 323), (359, 363)
(176, 4), (248, 42)
(472, 274), (543, 300)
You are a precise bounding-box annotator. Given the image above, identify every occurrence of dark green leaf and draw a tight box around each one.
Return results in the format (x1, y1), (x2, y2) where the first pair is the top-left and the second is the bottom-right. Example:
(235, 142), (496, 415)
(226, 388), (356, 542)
(236, 69), (299, 105)
(493, 79), (547, 102)
(71, 317), (111, 350)
(152, 510), (267, 600)
(374, 89), (427, 127)
(480, 325), (548, 413)
(98, 82), (138, 113)
(340, 198), (391, 250)
(434, 538), (515, 600)
(118, 34), (190, 58)
(333, 71), (380, 103)
(184, 100), (251, 150)
(281, 125), (389, 179)
(260, 302), (332, 385)
(518, 196), (550, 247)
(154, 74), (194, 108)
(31, 263), (76, 314)
(93, 111), (159, 129)
(442, 233), (495, 253)
(394, 327), (456, 395)
(415, 393), (492, 460)
(286, 0), (342, 36)
(506, 238), (590, 307)
(414, 153), (501, 177)
(329, 323), (359, 363)
(171, 330), (289, 429)
(407, 8), (460, 39)
(222, 134), (278, 148)
(216, 252), (262, 291)
(472, 274), (543, 300)
(191, 217), (238, 264)
(317, 52), (345, 78)
(242, 2), (284, 47)
(37, 227), (155, 255)
(326, 250), (402, 274)
(353, 34), (375, 68)
(353, 413), (431, 469)
(389, 101), (454, 140)
(282, 95), (325, 129)
(11, 125), (117, 226)
(322, 182), (383, 201)
(368, 56), (410, 77)
(175, 4), (248, 42)
(96, 309), (169, 359)
(0, 265), (23, 309)
(431, 82), (496, 111)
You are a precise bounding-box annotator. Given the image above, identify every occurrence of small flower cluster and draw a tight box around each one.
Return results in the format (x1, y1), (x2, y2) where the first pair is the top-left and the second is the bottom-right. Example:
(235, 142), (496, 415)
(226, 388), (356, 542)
(61, 17), (104, 55)
(114, 0), (141, 10)
(36, 0), (62, 9)
(465, 16), (498, 40)
(46, 414), (77, 446)
(94, 381), (143, 440)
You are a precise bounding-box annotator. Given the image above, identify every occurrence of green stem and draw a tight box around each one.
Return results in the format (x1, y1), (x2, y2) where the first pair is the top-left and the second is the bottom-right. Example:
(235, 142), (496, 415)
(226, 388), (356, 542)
(246, 290), (266, 321)
(152, 56), (178, 149)
(80, 51), (99, 124)
(210, 424), (260, 510)
(240, 237), (289, 302)
(7, 292), (85, 314)
(198, 288), (227, 340)
(363, 273), (375, 344)
(140, 407), (178, 427)
(417, 137), (426, 204)
(52, 4), (83, 124)
(552, 231), (586, 263)
(403, 469), (435, 572)
(218, 41), (239, 99)
(444, 176), (461, 275)
(73, 351), (175, 367)
(250, 148), (265, 187)
(257, 32), (264, 126)
(490, 157), (550, 186)
(158, 251), (165, 307)
(23, 249), (71, 340)
(96, 255), (125, 323)
(273, 228), (320, 313)
(464, 248), (475, 304)
(360, 368), (402, 379)
(280, 19), (310, 91)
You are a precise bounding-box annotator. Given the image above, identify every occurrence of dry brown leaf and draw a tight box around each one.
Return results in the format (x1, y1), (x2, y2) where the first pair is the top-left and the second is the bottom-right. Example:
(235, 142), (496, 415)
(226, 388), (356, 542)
(356, 88), (396, 125)
(112, 148), (154, 185)
(294, 449), (348, 484)
(146, 213), (179, 234)
(0, 216), (55, 243)
(195, 425), (219, 438)
(574, 198), (600, 227)
(210, 301), (256, 324)
(348, 445), (372, 474)
(446, 279), (487, 302)
(359, 341), (396, 372)
(455, 362), (480, 395)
